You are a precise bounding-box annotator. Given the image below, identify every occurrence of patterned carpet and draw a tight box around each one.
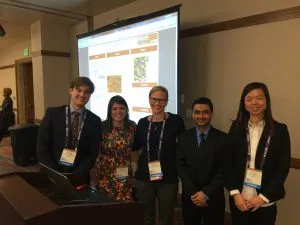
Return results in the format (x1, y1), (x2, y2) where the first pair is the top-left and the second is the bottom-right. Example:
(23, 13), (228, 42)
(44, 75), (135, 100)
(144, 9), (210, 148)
(0, 137), (39, 175)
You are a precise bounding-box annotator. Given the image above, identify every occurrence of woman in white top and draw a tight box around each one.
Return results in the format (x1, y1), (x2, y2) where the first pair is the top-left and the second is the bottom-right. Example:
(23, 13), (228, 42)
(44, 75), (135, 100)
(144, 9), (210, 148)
(224, 82), (291, 225)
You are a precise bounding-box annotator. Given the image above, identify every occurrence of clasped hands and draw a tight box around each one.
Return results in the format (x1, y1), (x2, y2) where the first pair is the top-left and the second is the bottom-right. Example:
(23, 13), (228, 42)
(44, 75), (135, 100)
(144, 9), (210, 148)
(191, 191), (208, 207)
(233, 193), (265, 212)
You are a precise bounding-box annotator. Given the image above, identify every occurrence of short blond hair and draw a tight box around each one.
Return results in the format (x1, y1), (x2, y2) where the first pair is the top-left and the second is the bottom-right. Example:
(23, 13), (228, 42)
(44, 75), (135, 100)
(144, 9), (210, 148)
(148, 85), (168, 100)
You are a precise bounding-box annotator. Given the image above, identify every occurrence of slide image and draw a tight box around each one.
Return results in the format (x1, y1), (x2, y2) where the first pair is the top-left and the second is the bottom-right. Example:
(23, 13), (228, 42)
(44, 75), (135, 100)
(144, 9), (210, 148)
(134, 56), (149, 82)
(107, 75), (122, 93)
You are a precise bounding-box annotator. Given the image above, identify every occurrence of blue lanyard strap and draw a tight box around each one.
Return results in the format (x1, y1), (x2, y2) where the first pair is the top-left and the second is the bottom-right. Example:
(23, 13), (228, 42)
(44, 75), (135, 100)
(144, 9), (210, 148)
(246, 128), (271, 169)
(146, 116), (166, 161)
(65, 106), (87, 149)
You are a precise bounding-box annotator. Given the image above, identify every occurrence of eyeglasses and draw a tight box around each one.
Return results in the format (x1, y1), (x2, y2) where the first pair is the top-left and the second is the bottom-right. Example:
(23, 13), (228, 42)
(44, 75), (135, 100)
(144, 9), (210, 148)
(149, 97), (167, 104)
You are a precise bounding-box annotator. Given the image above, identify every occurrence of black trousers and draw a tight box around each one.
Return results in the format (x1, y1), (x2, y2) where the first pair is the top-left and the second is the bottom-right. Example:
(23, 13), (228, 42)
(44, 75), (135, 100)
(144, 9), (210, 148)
(0, 123), (9, 142)
(182, 194), (225, 225)
(136, 181), (178, 225)
(0, 112), (14, 142)
(229, 197), (277, 225)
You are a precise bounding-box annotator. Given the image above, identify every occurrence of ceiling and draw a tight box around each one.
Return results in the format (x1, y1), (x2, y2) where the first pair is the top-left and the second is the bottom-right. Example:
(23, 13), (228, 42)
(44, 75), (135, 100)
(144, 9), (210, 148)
(0, 0), (136, 50)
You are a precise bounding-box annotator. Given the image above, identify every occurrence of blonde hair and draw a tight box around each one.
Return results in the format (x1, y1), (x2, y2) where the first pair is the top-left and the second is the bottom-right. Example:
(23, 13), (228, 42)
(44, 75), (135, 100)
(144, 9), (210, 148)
(148, 85), (168, 100)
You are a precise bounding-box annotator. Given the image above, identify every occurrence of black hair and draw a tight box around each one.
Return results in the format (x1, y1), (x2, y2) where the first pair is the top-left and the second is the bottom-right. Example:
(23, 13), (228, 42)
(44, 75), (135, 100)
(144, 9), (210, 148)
(192, 97), (213, 112)
(235, 82), (274, 134)
(103, 95), (132, 132)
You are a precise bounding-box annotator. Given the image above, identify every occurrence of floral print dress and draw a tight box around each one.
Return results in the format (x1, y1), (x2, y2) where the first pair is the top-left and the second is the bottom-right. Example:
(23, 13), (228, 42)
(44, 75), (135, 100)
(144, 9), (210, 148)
(95, 123), (136, 201)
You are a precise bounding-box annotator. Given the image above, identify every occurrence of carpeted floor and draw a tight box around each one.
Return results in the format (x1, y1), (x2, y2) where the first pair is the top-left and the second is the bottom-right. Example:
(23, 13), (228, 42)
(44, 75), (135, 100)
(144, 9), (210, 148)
(0, 137), (39, 175)
(0, 137), (231, 225)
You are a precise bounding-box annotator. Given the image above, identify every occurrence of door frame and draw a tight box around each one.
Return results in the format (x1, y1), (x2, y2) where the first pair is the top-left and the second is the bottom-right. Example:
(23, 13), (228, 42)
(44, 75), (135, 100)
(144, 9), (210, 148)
(15, 57), (34, 124)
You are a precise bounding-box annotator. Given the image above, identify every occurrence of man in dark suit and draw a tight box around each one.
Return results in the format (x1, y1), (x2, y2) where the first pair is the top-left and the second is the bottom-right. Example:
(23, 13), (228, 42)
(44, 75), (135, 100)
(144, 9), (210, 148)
(177, 97), (226, 225)
(37, 77), (101, 183)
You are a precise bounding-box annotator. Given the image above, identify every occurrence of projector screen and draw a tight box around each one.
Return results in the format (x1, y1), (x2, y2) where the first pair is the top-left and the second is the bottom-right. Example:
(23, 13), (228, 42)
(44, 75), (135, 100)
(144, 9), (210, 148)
(77, 6), (180, 123)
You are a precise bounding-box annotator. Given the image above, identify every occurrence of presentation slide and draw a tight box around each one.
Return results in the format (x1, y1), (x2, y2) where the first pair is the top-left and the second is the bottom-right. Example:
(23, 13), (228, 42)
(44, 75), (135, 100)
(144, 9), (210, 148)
(78, 9), (179, 123)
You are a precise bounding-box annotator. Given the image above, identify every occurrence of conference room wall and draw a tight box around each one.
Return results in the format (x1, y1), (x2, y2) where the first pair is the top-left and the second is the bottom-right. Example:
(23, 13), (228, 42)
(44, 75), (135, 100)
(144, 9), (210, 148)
(0, 40), (31, 67)
(70, 0), (300, 82)
(70, 1), (300, 225)
(0, 0), (298, 224)
(70, 21), (88, 80)
(180, 18), (300, 157)
(71, 0), (299, 156)
(0, 67), (17, 105)
(0, 40), (31, 113)
(179, 18), (300, 225)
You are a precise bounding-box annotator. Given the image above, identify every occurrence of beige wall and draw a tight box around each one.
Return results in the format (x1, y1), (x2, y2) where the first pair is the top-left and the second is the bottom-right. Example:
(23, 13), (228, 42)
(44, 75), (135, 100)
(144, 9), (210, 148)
(0, 1), (299, 223)
(179, 19), (300, 225)
(70, 1), (300, 224)
(31, 21), (71, 119)
(0, 68), (17, 105)
(0, 21), (72, 120)
(0, 39), (31, 113)
(277, 169), (300, 225)
(0, 40), (31, 67)
(70, 20), (88, 79)
(180, 18), (300, 159)
(71, 0), (300, 156)
(92, 0), (299, 29)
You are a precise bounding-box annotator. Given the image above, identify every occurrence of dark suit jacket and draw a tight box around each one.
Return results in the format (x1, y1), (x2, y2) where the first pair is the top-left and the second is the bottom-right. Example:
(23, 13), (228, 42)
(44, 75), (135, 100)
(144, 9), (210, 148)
(37, 105), (101, 180)
(0, 96), (15, 126)
(177, 126), (226, 200)
(224, 121), (291, 202)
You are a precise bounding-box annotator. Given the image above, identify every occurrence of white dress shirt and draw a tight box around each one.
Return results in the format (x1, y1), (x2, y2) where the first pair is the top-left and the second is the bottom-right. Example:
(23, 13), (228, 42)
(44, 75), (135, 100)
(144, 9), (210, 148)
(230, 120), (274, 207)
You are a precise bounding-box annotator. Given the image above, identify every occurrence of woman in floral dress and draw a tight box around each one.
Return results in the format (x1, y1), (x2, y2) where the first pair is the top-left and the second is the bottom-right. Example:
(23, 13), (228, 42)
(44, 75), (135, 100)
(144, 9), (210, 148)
(95, 95), (136, 201)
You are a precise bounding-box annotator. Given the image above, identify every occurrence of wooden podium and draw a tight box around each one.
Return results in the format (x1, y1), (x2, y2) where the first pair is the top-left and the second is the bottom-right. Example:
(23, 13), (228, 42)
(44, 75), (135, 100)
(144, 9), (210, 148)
(0, 172), (143, 225)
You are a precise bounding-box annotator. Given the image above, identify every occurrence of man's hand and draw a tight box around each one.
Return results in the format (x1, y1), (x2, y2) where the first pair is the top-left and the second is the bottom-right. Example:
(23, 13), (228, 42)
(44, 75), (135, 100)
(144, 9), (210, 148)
(245, 196), (265, 212)
(191, 191), (208, 207)
(233, 193), (249, 212)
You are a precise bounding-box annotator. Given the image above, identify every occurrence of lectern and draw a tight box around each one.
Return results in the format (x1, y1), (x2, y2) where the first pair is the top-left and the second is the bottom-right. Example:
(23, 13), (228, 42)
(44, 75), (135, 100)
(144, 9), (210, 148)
(0, 172), (143, 225)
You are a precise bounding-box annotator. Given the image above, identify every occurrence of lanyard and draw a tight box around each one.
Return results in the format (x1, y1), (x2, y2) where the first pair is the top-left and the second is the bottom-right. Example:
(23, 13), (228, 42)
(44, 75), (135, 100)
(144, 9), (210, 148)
(246, 128), (271, 169)
(65, 106), (86, 149)
(146, 116), (166, 161)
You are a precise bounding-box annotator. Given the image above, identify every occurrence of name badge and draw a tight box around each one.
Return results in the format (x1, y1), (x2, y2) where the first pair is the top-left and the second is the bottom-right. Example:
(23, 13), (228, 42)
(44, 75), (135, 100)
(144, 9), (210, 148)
(244, 168), (262, 189)
(148, 160), (163, 181)
(59, 148), (77, 167)
(116, 166), (129, 180)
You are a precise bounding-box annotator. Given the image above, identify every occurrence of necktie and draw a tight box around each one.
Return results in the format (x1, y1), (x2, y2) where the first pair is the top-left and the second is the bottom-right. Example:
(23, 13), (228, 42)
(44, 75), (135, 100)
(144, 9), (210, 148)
(199, 133), (206, 148)
(71, 111), (80, 147)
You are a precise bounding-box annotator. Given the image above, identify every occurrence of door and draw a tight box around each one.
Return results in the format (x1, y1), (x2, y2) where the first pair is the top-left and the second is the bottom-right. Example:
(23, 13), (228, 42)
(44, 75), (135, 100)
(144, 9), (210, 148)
(15, 58), (35, 123)
(23, 62), (34, 123)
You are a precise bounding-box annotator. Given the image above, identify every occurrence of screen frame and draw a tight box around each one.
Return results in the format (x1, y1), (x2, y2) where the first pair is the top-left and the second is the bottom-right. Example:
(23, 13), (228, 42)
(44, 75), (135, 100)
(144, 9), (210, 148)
(77, 5), (181, 119)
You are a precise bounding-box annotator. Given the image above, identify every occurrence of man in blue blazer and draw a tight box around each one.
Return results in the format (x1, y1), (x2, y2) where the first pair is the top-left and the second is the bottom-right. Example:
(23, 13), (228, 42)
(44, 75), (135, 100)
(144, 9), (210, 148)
(37, 77), (101, 183)
(177, 97), (226, 225)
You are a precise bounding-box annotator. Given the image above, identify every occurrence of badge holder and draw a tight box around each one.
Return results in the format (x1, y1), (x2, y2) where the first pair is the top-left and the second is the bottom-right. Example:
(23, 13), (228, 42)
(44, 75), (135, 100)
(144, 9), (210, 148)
(59, 148), (77, 167)
(148, 160), (163, 181)
(244, 168), (262, 189)
(116, 166), (129, 181)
